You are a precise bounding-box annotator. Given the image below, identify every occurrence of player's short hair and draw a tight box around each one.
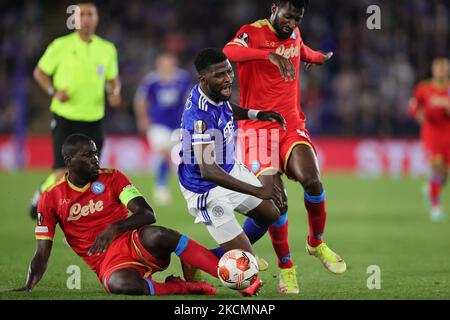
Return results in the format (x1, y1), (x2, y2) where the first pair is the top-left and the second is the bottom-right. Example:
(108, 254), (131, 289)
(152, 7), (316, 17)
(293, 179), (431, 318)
(274, 0), (309, 11)
(194, 48), (228, 74)
(433, 56), (449, 62)
(76, 0), (97, 5)
(62, 134), (93, 162)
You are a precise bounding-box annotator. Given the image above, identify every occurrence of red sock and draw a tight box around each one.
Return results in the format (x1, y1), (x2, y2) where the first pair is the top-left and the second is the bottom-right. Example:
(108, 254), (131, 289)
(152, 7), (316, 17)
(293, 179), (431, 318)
(176, 236), (219, 278)
(148, 279), (188, 295)
(305, 195), (327, 248)
(429, 177), (443, 207)
(269, 213), (293, 269)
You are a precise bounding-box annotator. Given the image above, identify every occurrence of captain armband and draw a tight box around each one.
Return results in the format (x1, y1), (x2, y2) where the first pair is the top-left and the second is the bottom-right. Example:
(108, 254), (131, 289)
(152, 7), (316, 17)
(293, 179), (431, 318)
(119, 185), (143, 206)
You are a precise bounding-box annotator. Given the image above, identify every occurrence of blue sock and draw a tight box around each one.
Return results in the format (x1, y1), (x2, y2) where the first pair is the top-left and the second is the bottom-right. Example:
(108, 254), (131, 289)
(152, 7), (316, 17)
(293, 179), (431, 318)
(210, 247), (225, 258)
(156, 160), (170, 188)
(174, 234), (190, 256)
(243, 217), (269, 244)
(272, 212), (288, 227)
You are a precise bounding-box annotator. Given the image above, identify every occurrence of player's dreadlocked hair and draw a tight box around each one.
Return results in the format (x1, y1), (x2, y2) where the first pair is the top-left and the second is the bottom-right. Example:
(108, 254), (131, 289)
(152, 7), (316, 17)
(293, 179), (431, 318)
(194, 48), (228, 74)
(274, 0), (309, 11)
(62, 133), (94, 162)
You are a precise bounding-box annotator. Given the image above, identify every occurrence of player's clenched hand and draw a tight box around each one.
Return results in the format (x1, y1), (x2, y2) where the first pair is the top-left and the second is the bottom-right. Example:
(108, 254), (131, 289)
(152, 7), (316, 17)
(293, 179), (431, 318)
(268, 53), (296, 81)
(322, 51), (333, 62)
(257, 111), (286, 130)
(54, 90), (70, 102)
(304, 51), (333, 71)
(107, 93), (122, 108)
(255, 184), (283, 208)
(88, 224), (119, 256)
(415, 108), (426, 124)
(137, 117), (151, 133)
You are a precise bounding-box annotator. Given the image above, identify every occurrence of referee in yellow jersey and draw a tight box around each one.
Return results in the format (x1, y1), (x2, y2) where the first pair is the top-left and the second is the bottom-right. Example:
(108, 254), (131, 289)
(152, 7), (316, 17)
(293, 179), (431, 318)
(30, 1), (121, 218)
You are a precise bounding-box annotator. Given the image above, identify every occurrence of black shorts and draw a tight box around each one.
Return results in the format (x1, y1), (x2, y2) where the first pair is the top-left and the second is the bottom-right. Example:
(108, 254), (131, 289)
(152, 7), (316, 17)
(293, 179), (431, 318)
(51, 114), (104, 169)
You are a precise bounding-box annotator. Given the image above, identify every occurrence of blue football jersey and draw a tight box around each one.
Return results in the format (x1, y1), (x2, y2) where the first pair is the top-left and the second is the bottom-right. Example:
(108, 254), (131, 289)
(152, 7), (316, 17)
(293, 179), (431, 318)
(136, 69), (192, 129)
(178, 85), (236, 194)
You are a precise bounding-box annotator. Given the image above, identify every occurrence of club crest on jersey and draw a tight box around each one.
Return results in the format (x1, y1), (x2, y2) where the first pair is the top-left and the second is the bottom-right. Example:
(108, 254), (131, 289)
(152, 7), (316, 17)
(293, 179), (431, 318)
(194, 120), (206, 134)
(97, 65), (105, 76)
(91, 182), (105, 194)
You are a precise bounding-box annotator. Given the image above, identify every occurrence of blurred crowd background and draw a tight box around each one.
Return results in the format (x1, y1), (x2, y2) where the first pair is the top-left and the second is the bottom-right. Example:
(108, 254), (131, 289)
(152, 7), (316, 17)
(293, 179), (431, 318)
(0, 0), (449, 137)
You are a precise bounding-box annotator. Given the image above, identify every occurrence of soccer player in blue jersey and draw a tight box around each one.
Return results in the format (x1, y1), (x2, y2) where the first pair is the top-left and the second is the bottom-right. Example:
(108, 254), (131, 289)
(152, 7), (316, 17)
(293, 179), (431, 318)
(178, 49), (287, 292)
(134, 52), (192, 205)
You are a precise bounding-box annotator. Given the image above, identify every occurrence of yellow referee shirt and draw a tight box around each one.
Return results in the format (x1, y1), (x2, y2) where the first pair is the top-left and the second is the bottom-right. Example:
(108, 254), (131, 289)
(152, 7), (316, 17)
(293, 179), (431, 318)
(38, 32), (118, 122)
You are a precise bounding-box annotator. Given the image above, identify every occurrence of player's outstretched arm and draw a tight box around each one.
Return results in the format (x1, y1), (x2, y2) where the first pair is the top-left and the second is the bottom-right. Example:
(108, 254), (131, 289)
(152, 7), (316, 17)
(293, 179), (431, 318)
(88, 197), (156, 256)
(223, 43), (296, 81)
(230, 102), (286, 129)
(303, 48), (333, 71)
(13, 240), (53, 292)
(193, 143), (283, 208)
(223, 45), (269, 63)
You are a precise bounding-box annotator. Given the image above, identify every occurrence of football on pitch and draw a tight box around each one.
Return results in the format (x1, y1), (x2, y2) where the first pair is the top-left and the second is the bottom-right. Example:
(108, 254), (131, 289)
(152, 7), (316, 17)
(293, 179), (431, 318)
(217, 249), (259, 290)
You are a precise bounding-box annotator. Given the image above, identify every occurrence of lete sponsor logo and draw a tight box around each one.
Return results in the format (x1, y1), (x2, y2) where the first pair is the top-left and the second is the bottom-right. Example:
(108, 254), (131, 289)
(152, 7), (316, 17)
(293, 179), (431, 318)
(275, 44), (299, 59)
(67, 200), (104, 222)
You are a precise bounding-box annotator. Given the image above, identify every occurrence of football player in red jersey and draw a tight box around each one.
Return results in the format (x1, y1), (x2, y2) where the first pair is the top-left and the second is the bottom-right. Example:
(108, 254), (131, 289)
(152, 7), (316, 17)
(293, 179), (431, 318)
(13, 134), (259, 296)
(223, 0), (346, 293)
(409, 57), (450, 222)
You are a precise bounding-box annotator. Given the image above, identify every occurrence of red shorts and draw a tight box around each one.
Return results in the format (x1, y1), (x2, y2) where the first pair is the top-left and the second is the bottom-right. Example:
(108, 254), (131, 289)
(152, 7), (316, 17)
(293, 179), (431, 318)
(97, 228), (170, 293)
(421, 125), (450, 165)
(238, 124), (315, 178)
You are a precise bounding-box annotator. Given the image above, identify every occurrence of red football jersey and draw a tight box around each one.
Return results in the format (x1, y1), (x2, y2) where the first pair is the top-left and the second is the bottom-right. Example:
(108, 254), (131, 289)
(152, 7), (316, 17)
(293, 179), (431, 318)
(409, 80), (450, 128)
(224, 19), (324, 131)
(35, 169), (136, 273)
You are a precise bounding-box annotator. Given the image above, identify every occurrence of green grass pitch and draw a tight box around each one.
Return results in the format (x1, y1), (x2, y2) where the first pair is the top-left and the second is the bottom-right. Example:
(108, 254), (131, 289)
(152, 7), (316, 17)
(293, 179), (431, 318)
(0, 171), (449, 300)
